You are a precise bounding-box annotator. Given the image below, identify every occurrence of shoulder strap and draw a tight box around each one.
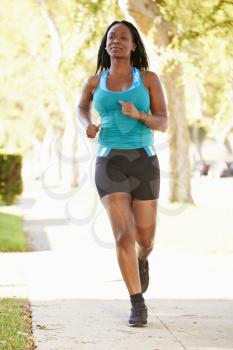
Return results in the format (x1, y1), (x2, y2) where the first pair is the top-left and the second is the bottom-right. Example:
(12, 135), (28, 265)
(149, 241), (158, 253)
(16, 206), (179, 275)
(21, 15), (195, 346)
(141, 70), (147, 81)
(97, 71), (102, 84)
(99, 69), (108, 90)
(92, 72), (103, 95)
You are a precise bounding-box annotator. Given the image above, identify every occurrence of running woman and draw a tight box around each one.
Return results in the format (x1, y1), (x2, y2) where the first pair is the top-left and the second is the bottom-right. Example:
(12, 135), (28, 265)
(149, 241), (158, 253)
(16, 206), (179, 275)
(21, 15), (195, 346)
(78, 20), (168, 327)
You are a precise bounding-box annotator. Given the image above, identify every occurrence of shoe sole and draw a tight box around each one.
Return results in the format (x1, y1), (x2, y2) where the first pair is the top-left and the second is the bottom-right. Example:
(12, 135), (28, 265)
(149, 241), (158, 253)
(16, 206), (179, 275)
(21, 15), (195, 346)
(128, 322), (147, 327)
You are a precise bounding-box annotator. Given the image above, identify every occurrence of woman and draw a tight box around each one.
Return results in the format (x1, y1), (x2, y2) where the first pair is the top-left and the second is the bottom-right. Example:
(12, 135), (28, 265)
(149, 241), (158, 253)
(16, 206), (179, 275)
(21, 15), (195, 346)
(78, 20), (167, 327)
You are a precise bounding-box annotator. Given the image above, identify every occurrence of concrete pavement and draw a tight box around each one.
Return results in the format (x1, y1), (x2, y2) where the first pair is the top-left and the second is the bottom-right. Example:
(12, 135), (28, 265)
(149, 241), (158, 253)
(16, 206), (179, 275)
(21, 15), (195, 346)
(31, 298), (233, 350)
(0, 177), (233, 349)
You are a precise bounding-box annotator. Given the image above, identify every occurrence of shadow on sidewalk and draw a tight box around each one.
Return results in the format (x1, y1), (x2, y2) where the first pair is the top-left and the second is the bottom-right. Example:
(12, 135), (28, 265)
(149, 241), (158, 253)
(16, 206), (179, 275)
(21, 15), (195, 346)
(24, 218), (70, 251)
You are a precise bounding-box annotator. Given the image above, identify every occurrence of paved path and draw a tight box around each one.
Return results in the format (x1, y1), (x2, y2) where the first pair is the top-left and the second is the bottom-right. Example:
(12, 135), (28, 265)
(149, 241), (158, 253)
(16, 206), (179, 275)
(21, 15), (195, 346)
(0, 178), (233, 349)
(31, 299), (233, 350)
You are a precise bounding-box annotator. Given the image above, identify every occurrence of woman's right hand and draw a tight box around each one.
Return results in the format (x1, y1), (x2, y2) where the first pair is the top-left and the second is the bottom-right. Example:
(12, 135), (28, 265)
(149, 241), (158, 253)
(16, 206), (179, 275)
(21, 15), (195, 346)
(86, 123), (101, 138)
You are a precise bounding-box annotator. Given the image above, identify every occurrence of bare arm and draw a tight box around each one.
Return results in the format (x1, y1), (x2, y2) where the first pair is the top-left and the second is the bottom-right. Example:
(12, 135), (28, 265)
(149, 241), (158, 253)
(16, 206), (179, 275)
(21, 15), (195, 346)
(139, 72), (168, 132)
(77, 75), (96, 128)
(77, 75), (100, 138)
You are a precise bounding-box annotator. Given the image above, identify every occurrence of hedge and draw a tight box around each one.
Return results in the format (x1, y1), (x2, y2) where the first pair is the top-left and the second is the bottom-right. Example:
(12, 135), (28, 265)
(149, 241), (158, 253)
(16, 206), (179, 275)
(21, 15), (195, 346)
(0, 151), (23, 205)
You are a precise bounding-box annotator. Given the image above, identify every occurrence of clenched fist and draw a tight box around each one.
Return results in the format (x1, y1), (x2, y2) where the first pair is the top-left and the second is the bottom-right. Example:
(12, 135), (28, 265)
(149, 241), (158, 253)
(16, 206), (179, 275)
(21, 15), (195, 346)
(118, 100), (141, 120)
(86, 123), (101, 138)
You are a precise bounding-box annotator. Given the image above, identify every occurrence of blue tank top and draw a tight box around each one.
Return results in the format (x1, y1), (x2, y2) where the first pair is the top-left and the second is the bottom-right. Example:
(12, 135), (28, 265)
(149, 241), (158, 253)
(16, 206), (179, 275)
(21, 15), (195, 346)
(93, 67), (154, 149)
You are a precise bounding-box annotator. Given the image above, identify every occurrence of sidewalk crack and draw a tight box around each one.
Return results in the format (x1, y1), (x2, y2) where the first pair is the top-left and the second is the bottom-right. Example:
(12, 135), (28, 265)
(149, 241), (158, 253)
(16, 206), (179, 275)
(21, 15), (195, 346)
(155, 314), (188, 350)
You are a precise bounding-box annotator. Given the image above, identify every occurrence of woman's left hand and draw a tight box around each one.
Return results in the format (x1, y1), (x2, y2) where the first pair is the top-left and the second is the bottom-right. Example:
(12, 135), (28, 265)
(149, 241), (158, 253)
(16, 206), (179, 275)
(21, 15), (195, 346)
(118, 100), (140, 120)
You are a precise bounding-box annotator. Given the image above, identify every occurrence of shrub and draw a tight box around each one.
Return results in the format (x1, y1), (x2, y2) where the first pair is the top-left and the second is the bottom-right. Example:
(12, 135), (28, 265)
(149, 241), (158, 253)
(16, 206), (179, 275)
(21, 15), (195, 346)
(0, 151), (23, 205)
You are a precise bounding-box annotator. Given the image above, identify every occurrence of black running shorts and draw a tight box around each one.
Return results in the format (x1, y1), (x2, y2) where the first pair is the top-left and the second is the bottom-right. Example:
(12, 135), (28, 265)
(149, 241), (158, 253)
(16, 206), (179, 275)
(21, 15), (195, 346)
(95, 146), (160, 200)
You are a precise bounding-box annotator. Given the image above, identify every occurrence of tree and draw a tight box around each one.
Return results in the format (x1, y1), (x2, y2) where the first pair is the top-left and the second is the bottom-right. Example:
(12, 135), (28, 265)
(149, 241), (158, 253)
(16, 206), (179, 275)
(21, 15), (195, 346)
(119, 0), (233, 202)
(119, 0), (193, 202)
(0, 0), (122, 187)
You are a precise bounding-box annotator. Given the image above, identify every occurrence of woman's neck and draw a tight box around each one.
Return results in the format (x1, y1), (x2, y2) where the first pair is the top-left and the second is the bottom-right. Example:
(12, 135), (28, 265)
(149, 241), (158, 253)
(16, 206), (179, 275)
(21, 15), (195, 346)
(108, 60), (132, 76)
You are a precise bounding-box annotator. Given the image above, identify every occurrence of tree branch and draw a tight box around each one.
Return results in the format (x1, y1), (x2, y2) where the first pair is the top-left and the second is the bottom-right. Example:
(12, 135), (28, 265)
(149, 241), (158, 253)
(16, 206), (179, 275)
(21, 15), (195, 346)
(37, 0), (62, 70)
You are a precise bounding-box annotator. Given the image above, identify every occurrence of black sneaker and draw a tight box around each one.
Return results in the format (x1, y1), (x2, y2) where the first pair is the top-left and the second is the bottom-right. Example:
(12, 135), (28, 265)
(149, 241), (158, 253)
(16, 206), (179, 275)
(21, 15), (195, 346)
(128, 302), (148, 327)
(138, 258), (149, 293)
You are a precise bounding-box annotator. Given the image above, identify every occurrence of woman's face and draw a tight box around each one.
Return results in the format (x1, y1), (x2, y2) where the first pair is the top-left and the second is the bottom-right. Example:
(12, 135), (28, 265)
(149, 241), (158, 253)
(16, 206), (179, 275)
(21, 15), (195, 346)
(105, 23), (136, 60)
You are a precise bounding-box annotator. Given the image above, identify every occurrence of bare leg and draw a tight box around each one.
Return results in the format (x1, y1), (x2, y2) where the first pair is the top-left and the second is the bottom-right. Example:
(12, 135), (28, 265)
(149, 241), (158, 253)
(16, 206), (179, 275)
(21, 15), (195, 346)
(101, 192), (141, 295)
(132, 199), (158, 261)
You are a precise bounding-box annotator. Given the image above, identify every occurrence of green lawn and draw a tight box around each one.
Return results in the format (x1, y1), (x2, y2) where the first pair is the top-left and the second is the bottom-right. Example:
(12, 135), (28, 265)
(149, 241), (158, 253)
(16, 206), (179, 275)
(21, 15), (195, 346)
(0, 298), (35, 350)
(0, 212), (29, 252)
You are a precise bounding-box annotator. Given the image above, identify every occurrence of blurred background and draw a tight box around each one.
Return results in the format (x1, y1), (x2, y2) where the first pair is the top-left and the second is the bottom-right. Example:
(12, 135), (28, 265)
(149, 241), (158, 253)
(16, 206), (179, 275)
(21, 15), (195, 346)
(1, 0), (233, 195)
(1, 3), (233, 349)
(0, 0), (233, 252)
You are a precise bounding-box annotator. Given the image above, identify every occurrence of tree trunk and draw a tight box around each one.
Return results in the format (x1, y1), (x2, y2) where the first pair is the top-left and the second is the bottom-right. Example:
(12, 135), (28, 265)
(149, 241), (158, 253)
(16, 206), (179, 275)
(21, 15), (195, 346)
(162, 61), (193, 202)
(118, 0), (194, 202)
(38, 0), (78, 188)
(56, 87), (79, 188)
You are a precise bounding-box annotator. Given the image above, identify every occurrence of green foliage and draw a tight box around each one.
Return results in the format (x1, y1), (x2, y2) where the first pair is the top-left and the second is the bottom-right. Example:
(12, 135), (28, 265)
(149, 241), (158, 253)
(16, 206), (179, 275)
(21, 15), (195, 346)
(201, 39), (232, 134)
(0, 152), (23, 205)
(150, 0), (233, 136)
(0, 0), (123, 153)
(157, 0), (233, 47)
(182, 33), (233, 136)
(60, 0), (123, 79)
(0, 0), (61, 151)
(1, 0), (232, 152)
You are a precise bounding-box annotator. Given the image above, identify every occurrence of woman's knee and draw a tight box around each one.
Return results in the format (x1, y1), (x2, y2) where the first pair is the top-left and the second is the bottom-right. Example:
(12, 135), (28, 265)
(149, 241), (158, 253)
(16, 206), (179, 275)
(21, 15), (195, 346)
(136, 225), (156, 250)
(115, 231), (135, 250)
(138, 239), (154, 251)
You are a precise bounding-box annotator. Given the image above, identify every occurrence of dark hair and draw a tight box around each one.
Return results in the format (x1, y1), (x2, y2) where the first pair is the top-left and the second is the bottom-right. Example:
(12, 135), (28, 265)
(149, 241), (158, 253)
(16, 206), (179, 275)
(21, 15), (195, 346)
(95, 20), (149, 74)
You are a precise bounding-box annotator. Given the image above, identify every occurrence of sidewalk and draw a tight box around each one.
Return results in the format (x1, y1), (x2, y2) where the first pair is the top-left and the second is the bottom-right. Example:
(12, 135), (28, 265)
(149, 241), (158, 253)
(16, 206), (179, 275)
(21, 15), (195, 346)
(1, 177), (233, 349)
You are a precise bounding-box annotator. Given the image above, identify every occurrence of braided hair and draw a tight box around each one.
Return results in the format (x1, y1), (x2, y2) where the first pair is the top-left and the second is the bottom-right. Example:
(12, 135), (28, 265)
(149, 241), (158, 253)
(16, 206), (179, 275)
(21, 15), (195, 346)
(95, 20), (149, 74)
